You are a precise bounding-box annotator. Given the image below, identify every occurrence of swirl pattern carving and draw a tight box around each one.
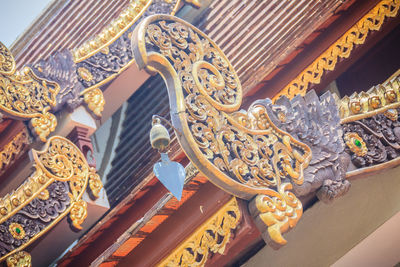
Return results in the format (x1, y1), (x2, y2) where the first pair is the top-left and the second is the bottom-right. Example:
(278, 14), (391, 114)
(75, 0), (179, 92)
(0, 42), (59, 142)
(132, 15), (312, 246)
(157, 197), (240, 267)
(273, 0), (400, 100)
(0, 128), (31, 176)
(0, 136), (102, 262)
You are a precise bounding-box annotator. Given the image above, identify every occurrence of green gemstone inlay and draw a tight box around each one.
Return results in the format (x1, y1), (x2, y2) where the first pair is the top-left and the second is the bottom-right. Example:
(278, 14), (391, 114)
(15, 228), (21, 234)
(354, 139), (362, 148)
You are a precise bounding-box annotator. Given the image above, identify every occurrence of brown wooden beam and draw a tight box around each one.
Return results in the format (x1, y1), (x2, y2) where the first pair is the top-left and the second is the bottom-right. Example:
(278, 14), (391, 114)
(117, 182), (232, 266)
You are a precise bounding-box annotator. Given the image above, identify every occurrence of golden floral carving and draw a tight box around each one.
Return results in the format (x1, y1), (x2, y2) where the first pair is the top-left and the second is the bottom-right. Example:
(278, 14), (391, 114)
(273, 0), (400, 100)
(77, 67), (93, 82)
(251, 183), (302, 247)
(157, 197), (240, 267)
(8, 223), (25, 240)
(132, 15), (311, 246)
(344, 132), (367, 157)
(83, 88), (105, 118)
(37, 189), (49, 200)
(6, 251), (31, 267)
(337, 75), (400, 123)
(0, 42), (60, 142)
(29, 110), (57, 142)
(0, 136), (103, 262)
(88, 167), (103, 198)
(73, 0), (154, 62)
(69, 199), (88, 230)
(0, 42), (15, 75)
(0, 128), (31, 176)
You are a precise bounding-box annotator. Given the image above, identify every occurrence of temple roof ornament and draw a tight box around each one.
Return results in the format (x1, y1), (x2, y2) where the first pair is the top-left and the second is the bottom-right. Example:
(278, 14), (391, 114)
(157, 197), (240, 266)
(0, 0), (200, 143)
(132, 14), (312, 247)
(0, 136), (102, 263)
(71, 0), (191, 101)
(273, 0), (400, 101)
(0, 42), (59, 142)
(131, 13), (400, 251)
(0, 128), (31, 176)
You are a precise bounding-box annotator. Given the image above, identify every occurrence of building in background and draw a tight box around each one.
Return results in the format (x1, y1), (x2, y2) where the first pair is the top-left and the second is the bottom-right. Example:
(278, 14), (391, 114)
(0, 0), (399, 266)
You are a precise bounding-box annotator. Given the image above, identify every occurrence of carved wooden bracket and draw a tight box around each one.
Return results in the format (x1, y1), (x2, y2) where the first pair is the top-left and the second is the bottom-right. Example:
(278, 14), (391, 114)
(0, 42), (59, 142)
(0, 136), (103, 263)
(131, 14), (312, 247)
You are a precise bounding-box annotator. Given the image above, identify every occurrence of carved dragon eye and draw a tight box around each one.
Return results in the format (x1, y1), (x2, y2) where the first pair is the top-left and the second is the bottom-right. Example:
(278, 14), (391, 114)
(344, 132), (367, 157)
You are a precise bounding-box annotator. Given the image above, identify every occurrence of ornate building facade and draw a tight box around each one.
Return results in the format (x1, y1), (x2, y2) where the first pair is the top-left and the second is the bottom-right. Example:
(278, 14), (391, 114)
(0, 0), (399, 266)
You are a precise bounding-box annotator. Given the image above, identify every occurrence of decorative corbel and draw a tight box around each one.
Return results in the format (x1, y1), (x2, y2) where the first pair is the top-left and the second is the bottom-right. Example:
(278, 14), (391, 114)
(0, 136), (103, 263)
(131, 14), (312, 247)
(0, 42), (59, 142)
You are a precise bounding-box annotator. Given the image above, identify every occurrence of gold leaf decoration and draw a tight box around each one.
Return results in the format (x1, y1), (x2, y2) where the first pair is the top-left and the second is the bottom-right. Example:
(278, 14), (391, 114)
(8, 223), (25, 240)
(69, 199), (88, 230)
(0, 42), (60, 142)
(73, 0), (154, 62)
(6, 251), (31, 267)
(0, 128), (31, 176)
(0, 136), (103, 262)
(132, 15), (311, 246)
(250, 183), (302, 247)
(344, 132), (367, 157)
(337, 75), (400, 123)
(83, 88), (105, 118)
(88, 167), (103, 198)
(273, 0), (400, 100)
(157, 197), (240, 267)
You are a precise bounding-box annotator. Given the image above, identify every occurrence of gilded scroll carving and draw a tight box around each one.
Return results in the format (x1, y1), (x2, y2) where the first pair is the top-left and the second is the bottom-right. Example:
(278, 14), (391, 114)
(274, 0), (400, 100)
(0, 42), (59, 142)
(83, 88), (105, 118)
(132, 15), (311, 246)
(74, 0), (180, 93)
(73, 0), (154, 62)
(0, 128), (31, 176)
(6, 251), (31, 267)
(157, 197), (240, 267)
(0, 136), (103, 262)
(249, 183), (301, 249)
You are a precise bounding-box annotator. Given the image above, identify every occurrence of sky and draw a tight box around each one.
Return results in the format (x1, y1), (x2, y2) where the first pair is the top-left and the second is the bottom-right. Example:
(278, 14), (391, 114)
(0, 0), (53, 47)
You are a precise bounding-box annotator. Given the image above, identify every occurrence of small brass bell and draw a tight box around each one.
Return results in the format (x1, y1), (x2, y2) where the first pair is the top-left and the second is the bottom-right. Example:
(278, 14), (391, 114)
(150, 117), (170, 151)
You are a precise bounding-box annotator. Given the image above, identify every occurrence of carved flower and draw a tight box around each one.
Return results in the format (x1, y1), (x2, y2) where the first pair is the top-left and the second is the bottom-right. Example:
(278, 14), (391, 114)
(344, 132), (367, 156)
(78, 67), (93, 82)
(69, 199), (88, 230)
(9, 223), (25, 240)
